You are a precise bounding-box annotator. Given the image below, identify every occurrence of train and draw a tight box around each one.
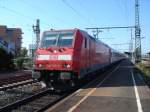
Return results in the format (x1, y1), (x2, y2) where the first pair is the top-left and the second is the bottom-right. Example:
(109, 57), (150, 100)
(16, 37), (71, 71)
(32, 29), (125, 90)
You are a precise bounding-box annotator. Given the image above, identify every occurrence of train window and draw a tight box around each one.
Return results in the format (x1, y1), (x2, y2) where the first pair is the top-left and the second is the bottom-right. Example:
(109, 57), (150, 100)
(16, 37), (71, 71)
(57, 33), (73, 46)
(41, 32), (74, 47)
(85, 38), (87, 48)
(41, 34), (57, 47)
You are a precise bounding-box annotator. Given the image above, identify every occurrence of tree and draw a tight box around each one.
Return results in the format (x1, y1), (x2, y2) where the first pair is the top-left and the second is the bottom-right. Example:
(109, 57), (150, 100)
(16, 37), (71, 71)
(20, 47), (28, 57)
(16, 47), (28, 70)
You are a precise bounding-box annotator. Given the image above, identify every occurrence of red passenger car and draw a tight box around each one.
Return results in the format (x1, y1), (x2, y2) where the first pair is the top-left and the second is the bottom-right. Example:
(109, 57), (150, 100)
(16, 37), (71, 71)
(32, 29), (124, 90)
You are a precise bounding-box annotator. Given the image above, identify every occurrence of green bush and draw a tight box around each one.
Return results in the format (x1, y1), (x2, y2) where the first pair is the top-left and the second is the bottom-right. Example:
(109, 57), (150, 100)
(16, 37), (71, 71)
(144, 69), (150, 77)
(14, 57), (33, 70)
(16, 57), (25, 70)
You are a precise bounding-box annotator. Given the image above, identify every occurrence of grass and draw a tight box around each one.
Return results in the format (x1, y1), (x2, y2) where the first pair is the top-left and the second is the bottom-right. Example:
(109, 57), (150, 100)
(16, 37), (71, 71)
(136, 63), (150, 86)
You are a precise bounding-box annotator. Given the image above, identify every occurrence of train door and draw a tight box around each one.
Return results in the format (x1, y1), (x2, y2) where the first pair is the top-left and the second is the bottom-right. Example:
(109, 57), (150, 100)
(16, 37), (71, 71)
(84, 37), (89, 73)
(89, 38), (93, 72)
(109, 49), (112, 64)
(85, 37), (90, 72)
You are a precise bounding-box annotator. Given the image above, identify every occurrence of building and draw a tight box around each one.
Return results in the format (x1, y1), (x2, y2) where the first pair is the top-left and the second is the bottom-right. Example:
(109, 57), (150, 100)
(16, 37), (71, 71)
(0, 25), (22, 57)
(29, 44), (36, 58)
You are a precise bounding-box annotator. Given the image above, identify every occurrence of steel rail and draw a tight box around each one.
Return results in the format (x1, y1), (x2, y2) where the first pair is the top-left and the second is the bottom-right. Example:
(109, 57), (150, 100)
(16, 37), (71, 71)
(0, 79), (34, 91)
(0, 89), (51, 112)
(34, 91), (71, 112)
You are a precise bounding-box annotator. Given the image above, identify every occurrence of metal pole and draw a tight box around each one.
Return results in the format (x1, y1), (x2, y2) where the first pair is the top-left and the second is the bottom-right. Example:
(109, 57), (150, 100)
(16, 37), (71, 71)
(135, 0), (141, 62)
(33, 19), (40, 49)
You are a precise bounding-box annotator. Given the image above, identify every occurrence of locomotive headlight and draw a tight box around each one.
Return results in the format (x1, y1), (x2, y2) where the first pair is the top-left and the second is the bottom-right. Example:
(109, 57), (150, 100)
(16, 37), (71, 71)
(39, 64), (43, 67)
(67, 64), (71, 68)
(64, 64), (71, 68)
(38, 64), (45, 68)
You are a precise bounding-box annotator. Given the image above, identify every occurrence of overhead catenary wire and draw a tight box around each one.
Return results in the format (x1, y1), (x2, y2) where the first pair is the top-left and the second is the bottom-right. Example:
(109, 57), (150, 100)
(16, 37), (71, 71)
(111, 43), (130, 45)
(0, 6), (34, 21)
(62, 0), (94, 26)
(116, 0), (129, 24)
(19, 0), (71, 27)
(0, 5), (50, 28)
(76, 0), (96, 26)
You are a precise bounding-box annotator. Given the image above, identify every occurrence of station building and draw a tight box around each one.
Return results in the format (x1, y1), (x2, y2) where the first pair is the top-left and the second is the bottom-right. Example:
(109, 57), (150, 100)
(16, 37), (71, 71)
(28, 44), (36, 58)
(0, 25), (22, 57)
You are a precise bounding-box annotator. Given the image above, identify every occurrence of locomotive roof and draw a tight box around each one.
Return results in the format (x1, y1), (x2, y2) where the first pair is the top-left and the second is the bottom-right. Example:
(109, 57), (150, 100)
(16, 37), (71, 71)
(43, 28), (79, 33)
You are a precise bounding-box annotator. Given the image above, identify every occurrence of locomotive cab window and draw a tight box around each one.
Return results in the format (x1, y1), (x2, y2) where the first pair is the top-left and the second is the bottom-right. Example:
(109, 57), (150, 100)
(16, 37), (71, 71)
(57, 33), (73, 46)
(41, 32), (74, 48)
(41, 34), (57, 47)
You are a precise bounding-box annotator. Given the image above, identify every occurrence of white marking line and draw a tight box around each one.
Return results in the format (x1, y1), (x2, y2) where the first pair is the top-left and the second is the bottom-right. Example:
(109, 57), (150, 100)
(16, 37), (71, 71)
(67, 65), (120, 112)
(75, 70), (109, 94)
(131, 71), (143, 112)
(47, 66), (120, 112)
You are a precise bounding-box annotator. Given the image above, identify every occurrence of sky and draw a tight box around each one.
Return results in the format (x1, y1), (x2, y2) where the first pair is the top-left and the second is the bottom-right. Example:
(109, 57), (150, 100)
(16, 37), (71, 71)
(0, 0), (149, 54)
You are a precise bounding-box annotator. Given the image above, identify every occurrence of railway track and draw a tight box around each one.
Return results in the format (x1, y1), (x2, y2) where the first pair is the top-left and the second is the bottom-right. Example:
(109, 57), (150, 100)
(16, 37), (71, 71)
(0, 63), (120, 112)
(0, 72), (31, 86)
(11, 90), (68, 112)
(0, 80), (45, 111)
(0, 79), (33, 91)
(0, 79), (70, 112)
(0, 70), (70, 112)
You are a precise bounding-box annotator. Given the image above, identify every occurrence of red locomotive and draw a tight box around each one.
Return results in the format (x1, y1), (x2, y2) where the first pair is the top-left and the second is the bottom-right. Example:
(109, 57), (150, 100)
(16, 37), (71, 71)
(32, 29), (125, 90)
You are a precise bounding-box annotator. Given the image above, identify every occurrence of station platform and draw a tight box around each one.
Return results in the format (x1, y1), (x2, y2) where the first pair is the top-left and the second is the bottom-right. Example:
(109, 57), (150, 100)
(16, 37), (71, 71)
(46, 60), (150, 112)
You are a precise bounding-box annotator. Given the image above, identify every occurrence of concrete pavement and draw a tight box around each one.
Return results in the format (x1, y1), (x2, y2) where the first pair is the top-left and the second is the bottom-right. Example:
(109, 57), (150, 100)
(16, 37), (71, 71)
(46, 60), (150, 112)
